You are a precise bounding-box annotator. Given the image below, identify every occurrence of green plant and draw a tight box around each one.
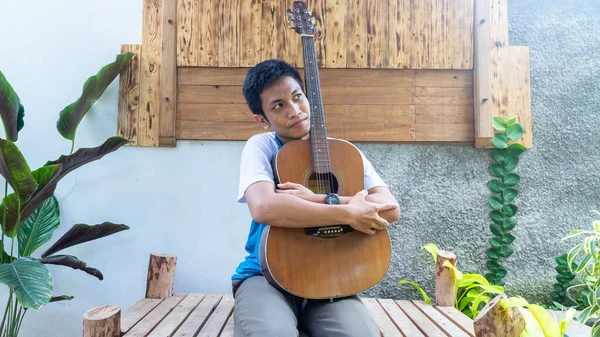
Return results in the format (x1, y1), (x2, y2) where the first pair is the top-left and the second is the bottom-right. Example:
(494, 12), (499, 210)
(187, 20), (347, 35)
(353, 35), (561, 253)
(563, 212), (600, 336)
(485, 116), (526, 286)
(551, 253), (579, 307)
(399, 243), (576, 337)
(0, 52), (133, 337)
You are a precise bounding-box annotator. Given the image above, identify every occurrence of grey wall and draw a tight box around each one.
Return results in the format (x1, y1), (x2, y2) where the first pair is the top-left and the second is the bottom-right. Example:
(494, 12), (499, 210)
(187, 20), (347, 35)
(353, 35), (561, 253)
(362, 0), (600, 305)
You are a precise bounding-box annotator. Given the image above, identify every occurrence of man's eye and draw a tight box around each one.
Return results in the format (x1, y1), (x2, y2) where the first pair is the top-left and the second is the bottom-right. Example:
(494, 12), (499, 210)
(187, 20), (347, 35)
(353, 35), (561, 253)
(295, 94), (302, 99)
(274, 103), (282, 109)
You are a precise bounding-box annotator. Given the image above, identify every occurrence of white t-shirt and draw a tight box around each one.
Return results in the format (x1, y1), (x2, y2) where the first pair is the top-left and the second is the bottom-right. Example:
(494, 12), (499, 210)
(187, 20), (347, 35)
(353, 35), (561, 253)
(238, 132), (387, 203)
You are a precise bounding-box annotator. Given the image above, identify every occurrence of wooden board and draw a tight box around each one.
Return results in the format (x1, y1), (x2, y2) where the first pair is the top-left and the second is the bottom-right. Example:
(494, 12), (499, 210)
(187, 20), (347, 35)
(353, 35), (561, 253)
(159, 0), (177, 147)
(175, 0), (474, 69)
(118, 44), (141, 146)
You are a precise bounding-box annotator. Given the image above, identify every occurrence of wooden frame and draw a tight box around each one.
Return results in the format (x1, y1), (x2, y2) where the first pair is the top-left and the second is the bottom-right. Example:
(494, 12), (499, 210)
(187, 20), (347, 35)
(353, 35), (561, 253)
(117, 0), (532, 148)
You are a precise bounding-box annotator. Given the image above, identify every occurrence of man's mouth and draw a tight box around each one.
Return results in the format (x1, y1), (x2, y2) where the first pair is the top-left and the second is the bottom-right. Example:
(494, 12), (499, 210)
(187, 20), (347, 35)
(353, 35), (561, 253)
(289, 119), (307, 128)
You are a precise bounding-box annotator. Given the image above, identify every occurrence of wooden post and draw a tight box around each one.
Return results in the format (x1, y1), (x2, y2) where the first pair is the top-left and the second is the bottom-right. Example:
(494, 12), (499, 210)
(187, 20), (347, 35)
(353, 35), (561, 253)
(435, 250), (457, 307)
(83, 305), (121, 337)
(474, 294), (525, 337)
(146, 253), (177, 299)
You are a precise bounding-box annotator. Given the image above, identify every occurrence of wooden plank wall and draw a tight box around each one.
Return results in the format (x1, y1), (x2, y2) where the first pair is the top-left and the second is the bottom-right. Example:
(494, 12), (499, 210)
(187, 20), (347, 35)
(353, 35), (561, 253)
(176, 67), (473, 142)
(175, 0), (474, 69)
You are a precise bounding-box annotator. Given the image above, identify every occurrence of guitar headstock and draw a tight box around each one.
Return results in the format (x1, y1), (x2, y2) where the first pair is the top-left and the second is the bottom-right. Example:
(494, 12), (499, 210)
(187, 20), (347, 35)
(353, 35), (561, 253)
(287, 1), (318, 36)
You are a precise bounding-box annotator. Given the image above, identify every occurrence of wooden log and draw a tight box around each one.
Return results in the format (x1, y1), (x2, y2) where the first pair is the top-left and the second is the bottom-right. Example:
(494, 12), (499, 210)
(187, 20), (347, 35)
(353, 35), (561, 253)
(435, 250), (457, 307)
(146, 253), (177, 299)
(473, 294), (525, 337)
(83, 305), (121, 337)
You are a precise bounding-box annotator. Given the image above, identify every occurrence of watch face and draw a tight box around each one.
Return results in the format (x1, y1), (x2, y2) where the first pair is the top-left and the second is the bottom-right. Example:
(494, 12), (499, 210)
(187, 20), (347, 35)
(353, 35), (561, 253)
(326, 193), (340, 205)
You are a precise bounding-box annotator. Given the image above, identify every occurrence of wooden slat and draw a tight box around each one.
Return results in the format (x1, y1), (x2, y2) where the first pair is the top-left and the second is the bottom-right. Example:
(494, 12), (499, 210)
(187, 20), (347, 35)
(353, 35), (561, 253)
(366, 0), (388, 68)
(387, 0), (410, 69)
(508, 46), (531, 148)
(118, 44), (141, 146)
(345, 0), (367, 68)
(324, 0), (346, 68)
(474, 0), (494, 146)
(308, 0), (326, 67)
(449, 0), (474, 69)
(378, 299), (424, 337)
(415, 87), (473, 106)
(219, 315), (235, 337)
(430, 0), (448, 68)
(283, 0), (303, 68)
(176, 0), (195, 66)
(490, 0), (508, 48)
(121, 298), (164, 335)
(123, 294), (186, 337)
(416, 105), (473, 124)
(415, 124), (473, 142)
(318, 69), (415, 87)
(198, 0), (219, 66)
(412, 0), (431, 69)
(177, 121), (258, 140)
(159, 0), (177, 147)
(395, 300), (447, 337)
(238, 0), (262, 67)
(416, 70), (472, 88)
(148, 294), (205, 337)
(172, 295), (223, 337)
(436, 306), (476, 337)
(197, 295), (235, 337)
(219, 0), (239, 67)
(261, 0), (278, 61)
(138, 0), (162, 147)
(361, 298), (401, 337)
(412, 301), (470, 337)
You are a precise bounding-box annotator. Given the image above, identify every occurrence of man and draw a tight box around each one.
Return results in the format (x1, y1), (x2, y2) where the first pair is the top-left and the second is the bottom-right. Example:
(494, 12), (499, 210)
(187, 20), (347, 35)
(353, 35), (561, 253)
(232, 59), (401, 337)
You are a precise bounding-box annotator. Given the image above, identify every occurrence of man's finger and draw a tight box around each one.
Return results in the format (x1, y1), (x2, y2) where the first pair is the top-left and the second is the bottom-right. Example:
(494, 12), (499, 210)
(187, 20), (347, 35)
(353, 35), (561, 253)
(377, 203), (398, 212)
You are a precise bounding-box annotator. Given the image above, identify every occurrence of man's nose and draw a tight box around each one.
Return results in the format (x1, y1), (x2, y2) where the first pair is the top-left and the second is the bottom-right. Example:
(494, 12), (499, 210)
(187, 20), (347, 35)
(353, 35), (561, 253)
(288, 102), (302, 118)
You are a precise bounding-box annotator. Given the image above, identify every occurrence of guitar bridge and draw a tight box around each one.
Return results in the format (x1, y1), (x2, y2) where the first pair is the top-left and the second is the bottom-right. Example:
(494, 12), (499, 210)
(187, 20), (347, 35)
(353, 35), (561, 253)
(304, 225), (354, 238)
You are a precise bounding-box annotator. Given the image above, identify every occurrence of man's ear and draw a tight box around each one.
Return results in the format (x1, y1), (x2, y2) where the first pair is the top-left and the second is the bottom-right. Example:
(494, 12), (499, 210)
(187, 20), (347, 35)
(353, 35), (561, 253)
(254, 114), (270, 130)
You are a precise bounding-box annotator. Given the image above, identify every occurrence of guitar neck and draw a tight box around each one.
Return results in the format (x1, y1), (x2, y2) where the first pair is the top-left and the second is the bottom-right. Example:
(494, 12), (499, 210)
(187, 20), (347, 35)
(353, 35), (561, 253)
(301, 35), (331, 173)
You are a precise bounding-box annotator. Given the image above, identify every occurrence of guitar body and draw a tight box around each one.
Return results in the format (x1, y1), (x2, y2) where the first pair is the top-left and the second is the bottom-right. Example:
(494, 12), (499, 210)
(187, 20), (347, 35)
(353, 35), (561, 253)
(259, 138), (392, 299)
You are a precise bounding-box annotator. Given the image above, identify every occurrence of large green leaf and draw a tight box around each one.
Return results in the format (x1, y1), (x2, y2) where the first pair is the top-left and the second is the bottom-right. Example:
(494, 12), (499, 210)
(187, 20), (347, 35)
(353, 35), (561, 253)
(57, 53), (134, 141)
(506, 143), (526, 157)
(0, 71), (24, 141)
(0, 258), (52, 309)
(490, 210), (505, 224)
(0, 138), (37, 203)
(502, 188), (518, 202)
(41, 222), (129, 258)
(0, 193), (19, 236)
(492, 149), (505, 164)
(487, 179), (504, 193)
(40, 255), (102, 280)
(45, 137), (130, 180)
(488, 196), (504, 210)
(503, 173), (520, 186)
(398, 280), (432, 305)
(506, 123), (525, 141)
(504, 155), (519, 171)
(493, 133), (508, 149)
(18, 195), (60, 257)
(490, 163), (506, 178)
(493, 117), (507, 132)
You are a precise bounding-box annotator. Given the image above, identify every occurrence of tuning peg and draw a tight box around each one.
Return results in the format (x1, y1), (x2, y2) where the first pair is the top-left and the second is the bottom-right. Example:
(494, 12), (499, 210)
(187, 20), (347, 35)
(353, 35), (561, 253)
(311, 17), (316, 25)
(287, 15), (294, 22)
(288, 25), (295, 29)
(286, 9), (292, 14)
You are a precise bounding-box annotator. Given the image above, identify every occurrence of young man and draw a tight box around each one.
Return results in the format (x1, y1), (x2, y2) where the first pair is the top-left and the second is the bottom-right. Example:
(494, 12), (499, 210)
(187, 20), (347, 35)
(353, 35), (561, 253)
(232, 59), (401, 337)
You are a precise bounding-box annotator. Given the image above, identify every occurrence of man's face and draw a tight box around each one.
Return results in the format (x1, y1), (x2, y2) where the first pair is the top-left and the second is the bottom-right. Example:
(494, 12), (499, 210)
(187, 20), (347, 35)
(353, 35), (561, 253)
(254, 76), (311, 143)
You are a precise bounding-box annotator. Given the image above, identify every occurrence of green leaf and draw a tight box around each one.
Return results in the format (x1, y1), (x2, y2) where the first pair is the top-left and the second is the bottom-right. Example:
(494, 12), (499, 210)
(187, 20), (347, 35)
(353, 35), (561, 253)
(506, 123), (525, 141)
(555, 254), (568, 265)
(503, 204), (518, 217)
(502, 218), (517, 230)
(39, 255), (103, 280)
(501, 233), (516, 245)
(490, 223), (503, 236)
(18, 195), (60, 257)
(0, 138), (37, 203)
(45, 137), (130, 181)
(503, 173), (520, 186)
(488, 180), (504, 193)
(490, 237), (503, 248)
(490, 210), (505, 224)
(506, 116), (519, 126)
(499, 246), (514, 258)
(420, 243), (438, 263)
(490, 163), (506, 178)
(493, 117), (507, 132)
(504, 155), (519, 171)
(41, 222), (130, 258)
(493, 133), (508, 149)
(506, 143), (526, 156)
(0, 258), (52, 309)
(398, 280), (432, 305)
(563, 230), (587, 240)
(50, 295), (74, 303)
(487, 249), (500, 260)
(495, 267), (508, 278)
(502, 188), (518, 202)
(488, 196), (504, 210)
(0, 71), (24, 141)
(492, 149), (505, 164)
(0, 194), (20, 237)
(57, 53), (134, 141)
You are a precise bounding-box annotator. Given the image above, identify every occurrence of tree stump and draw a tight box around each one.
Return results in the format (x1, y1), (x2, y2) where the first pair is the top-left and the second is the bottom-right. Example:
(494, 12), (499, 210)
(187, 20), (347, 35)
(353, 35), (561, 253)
(83, 305), (121, 337)
(435, 250), (457, 307)
(146, 253), (177, 299)
(474, 294), (525, 337)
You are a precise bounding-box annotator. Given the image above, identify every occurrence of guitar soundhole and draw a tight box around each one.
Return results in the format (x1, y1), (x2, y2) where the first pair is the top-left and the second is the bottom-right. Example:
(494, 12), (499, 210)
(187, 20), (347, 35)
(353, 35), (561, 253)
(306, 172), (339, 195)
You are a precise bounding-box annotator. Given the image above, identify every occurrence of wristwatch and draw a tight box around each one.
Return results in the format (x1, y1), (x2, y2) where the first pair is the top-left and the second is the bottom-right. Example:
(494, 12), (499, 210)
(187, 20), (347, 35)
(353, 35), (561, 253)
(325, 193), (341, 205)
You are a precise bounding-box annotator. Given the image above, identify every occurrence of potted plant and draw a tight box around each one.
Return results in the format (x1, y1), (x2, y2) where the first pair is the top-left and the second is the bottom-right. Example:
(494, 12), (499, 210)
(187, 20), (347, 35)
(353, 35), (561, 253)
(0, 52), (133, 336)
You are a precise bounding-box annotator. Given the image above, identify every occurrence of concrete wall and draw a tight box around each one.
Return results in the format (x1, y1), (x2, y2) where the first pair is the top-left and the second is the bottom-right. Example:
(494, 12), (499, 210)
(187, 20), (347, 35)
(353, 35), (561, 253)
(0, 0), (598, 335)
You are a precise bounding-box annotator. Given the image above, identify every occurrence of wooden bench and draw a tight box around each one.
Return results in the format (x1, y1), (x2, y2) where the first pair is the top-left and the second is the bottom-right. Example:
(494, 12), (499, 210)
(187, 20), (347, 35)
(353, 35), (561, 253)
(82, 253), (592, 337)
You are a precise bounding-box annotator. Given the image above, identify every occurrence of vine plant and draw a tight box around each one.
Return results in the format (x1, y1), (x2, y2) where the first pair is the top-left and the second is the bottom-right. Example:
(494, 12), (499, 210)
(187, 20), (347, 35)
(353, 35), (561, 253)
(485, 116), (526, 286)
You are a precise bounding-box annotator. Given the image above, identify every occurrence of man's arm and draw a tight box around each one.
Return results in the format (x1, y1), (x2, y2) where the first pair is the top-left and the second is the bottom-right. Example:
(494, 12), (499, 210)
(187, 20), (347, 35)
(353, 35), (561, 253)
(246, 181), (398, 235)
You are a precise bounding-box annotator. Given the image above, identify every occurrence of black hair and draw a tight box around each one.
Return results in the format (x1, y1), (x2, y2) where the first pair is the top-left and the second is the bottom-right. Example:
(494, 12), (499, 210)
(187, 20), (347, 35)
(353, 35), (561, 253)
(242, 59), (304, 118)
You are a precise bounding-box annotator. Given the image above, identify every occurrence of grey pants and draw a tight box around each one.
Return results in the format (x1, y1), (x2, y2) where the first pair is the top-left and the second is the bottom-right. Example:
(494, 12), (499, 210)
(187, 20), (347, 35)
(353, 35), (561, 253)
(232, 276), (380, 337)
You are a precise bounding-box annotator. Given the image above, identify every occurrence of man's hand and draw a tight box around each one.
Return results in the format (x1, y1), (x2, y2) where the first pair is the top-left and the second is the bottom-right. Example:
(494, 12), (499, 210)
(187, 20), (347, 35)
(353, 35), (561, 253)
(346, 190), (398, 235)
(276, 182), (321, 203)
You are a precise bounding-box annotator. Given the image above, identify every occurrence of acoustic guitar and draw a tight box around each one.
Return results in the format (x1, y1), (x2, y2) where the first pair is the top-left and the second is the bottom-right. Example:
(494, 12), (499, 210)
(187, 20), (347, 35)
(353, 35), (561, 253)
(258, 1), (392, 300)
